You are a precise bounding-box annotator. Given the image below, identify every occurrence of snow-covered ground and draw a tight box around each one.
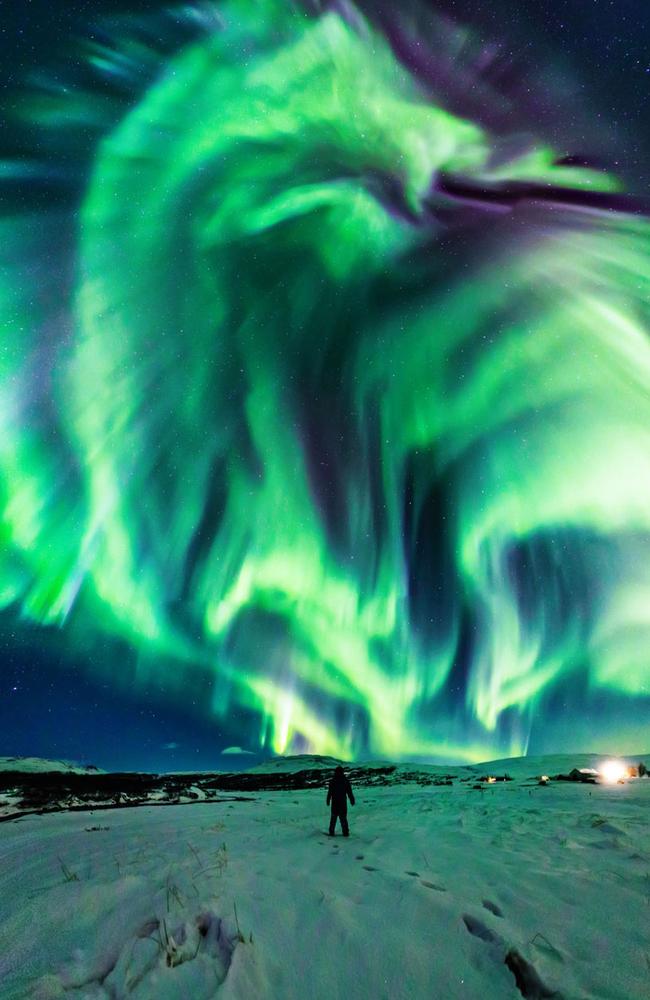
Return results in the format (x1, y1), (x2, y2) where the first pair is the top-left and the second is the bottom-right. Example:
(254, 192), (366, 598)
(1, 769), (649, 999)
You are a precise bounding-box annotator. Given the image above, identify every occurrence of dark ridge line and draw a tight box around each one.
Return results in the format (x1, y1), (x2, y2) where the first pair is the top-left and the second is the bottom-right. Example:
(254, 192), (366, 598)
(0, 795), (257, 825)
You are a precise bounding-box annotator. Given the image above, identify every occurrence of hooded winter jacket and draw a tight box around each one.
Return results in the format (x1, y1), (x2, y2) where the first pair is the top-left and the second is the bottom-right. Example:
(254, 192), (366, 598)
(326, 766), (355, 810)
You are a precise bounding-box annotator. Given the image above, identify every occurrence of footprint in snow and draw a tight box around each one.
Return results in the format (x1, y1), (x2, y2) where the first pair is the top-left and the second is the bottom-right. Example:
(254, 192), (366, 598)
(41, 909), (238, 999)
(462, 914), (500, 944)
(420, 880), (446, 892)
(462, 916), (559, 996)
(482, 899), (504, 918)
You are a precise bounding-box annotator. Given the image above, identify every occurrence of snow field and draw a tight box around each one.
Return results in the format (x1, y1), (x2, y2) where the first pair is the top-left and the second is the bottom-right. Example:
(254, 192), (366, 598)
(1, 779), (649, 998)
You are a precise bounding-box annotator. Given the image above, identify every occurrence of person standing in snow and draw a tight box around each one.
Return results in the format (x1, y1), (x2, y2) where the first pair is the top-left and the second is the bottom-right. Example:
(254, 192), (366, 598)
(327, 765), (355, 836)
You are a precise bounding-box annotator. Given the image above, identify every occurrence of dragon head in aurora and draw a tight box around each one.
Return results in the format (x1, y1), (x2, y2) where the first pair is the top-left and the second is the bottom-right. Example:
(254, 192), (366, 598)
(1, 0), (649, 760)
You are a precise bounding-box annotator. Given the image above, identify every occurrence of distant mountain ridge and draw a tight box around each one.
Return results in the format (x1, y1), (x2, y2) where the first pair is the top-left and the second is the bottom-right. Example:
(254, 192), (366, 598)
(245, 754), (346, 773)
(0, 756), (104, 774)
(2, 751), (648, 780)
(244, 751), (650, 780)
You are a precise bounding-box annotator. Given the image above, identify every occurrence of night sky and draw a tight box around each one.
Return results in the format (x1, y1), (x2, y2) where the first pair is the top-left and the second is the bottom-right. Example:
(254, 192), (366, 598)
(1, 1), (649, 772)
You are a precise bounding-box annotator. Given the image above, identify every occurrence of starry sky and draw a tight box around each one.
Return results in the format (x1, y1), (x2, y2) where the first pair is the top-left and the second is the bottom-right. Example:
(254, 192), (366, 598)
(1, 1), (649, 772)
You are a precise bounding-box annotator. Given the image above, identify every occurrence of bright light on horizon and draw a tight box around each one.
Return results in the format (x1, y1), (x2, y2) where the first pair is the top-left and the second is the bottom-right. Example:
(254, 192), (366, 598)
(599, 760), (627, 784)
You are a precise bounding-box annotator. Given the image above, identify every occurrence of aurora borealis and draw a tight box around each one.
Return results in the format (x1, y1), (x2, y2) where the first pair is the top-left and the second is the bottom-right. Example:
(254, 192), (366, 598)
(1, 1), (649, 767)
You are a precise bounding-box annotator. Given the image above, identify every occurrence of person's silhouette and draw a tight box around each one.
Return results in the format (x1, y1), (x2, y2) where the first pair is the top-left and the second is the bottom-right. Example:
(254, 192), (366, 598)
(326, 765), (355, 836)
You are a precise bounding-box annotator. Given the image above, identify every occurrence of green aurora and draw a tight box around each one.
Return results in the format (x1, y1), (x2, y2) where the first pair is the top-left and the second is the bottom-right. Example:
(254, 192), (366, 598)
(1, 0), (649, 761)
